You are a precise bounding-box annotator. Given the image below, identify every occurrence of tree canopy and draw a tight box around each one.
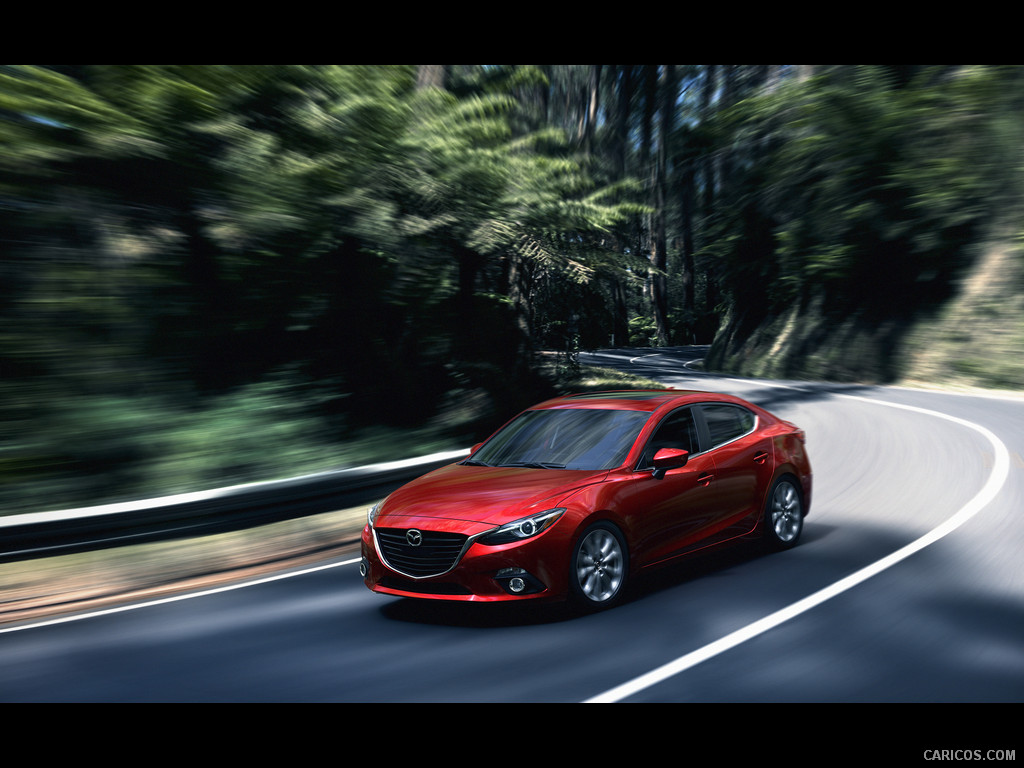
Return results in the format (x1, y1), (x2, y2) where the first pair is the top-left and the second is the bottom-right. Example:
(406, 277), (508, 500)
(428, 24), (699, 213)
(2, 64), (1022, 511)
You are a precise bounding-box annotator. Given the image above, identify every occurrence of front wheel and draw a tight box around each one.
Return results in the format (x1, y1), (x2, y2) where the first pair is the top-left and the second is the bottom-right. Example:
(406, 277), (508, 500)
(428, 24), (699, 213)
(570, 523), (628, 609)
(764, 476), (803, 550)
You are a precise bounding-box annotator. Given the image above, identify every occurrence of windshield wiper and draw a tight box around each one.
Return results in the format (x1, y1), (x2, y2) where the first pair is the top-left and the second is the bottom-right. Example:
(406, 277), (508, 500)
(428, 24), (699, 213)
(500, 461), (566, 469)
(461, 459), (492, 466)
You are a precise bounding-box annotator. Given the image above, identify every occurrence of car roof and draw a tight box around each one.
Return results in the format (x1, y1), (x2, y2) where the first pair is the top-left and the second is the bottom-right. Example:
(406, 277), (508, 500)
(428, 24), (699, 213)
(531, 389), (741, 413)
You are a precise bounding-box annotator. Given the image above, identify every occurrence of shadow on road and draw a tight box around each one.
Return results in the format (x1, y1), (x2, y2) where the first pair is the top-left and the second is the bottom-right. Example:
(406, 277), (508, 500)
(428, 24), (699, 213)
(376, 524), (840, 629)
(379, 594), (573, 627)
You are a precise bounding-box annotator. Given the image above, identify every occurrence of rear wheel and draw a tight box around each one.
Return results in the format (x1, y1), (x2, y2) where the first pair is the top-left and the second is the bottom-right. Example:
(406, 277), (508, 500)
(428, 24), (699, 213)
(764, 476), (803, 550)
(570, 523), (628, 609)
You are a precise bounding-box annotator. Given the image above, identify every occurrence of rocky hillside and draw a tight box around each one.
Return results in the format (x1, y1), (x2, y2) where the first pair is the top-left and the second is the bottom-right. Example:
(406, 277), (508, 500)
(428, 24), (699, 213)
(706, 243), (1024, 393)
(902, 245), (1024, 392)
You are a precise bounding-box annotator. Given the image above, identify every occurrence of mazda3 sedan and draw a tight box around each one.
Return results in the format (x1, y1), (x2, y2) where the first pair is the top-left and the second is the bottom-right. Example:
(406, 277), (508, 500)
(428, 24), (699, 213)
(360, 389), (811, 609)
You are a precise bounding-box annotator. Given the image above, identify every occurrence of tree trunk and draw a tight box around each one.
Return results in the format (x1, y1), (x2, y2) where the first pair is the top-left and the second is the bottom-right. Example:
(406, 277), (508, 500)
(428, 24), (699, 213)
(680, 162), (696, 326)
(416, 65), (448, 90)
(612, 64), (635, 179)
(701, 64), (718, 214)
(651, 65), (677, 347)
(583, 65), (601, 155)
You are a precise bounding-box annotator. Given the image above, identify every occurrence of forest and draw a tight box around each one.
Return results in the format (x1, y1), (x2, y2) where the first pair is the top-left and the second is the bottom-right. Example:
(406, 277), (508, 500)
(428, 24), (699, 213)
(2, 65), (1023, 513)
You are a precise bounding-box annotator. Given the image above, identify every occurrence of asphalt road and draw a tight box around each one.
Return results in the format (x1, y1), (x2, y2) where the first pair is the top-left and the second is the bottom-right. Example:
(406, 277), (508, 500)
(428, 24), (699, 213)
(2, 347), (1022, 706)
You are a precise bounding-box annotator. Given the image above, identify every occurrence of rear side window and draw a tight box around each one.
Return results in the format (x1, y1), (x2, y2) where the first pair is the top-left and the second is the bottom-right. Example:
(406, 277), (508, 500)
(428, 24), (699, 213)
(701, 404), (756, 448)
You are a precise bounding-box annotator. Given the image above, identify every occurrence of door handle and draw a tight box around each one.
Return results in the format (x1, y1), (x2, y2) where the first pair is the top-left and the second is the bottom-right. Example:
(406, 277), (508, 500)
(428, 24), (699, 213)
(753, 451), (769, 464)
(697, 473), (714, 486)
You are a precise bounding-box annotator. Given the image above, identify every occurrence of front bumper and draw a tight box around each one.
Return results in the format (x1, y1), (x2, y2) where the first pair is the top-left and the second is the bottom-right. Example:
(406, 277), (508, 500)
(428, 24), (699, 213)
(360, 522), (568, 602)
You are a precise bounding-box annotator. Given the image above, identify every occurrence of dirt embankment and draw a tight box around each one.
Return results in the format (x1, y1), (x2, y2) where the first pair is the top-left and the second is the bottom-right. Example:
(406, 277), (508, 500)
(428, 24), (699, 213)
(707, 245), (1024, 393)
(0, 506), (367, 628)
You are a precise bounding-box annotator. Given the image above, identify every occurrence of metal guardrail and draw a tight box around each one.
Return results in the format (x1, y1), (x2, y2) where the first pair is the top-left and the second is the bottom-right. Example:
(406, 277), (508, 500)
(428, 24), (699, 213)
(0, 448), (469, 562)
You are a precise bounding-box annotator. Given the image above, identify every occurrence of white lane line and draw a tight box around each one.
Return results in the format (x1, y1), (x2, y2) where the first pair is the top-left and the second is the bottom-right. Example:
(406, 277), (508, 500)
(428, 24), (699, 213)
(0, 557), (361, 635)
(584, 391), (1012, 703)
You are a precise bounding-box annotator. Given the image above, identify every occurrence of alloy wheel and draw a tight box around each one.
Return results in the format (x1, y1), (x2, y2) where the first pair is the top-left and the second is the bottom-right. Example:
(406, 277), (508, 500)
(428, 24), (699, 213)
(770, 479), (802, 544)
(575, 527), (625, 603)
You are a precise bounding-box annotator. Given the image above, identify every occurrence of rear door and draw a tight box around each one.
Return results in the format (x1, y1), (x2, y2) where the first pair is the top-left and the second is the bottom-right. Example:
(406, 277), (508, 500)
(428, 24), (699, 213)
(695, 403), (774, 535)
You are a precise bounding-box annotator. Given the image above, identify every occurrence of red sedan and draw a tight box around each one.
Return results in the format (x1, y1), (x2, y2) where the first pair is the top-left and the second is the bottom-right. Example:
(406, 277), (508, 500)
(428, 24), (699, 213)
(360, 389), (811, 609)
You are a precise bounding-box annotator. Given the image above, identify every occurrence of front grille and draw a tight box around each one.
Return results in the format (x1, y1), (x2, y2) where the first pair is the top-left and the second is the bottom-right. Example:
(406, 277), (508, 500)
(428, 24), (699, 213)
(375, 528), (469, 578)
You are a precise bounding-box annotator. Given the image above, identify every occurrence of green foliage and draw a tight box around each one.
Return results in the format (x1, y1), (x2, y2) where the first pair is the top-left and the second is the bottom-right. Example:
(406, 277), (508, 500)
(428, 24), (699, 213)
(0, 376), (465, 514)
(0, 65), (649, 511)
(5, 64), (1024, 511)
(704, 65), (1024, 383)
(628, 315), (659, 346)
(710, 66), (1024, 320)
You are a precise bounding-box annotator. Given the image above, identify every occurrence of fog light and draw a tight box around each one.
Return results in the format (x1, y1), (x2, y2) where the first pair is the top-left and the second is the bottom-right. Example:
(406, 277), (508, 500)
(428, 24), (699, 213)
(494, 567), (544, 596)
(359, 559), (368, 577)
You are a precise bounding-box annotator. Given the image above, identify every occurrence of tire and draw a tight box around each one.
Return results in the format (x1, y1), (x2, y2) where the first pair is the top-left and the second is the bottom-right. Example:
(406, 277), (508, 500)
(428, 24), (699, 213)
(764, 475), (803, 550)
(570, 523), (628, 609)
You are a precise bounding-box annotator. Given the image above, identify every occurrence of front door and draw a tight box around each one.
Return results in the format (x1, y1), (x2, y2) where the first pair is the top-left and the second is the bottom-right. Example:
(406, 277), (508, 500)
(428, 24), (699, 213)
(619, 406), (721, 566)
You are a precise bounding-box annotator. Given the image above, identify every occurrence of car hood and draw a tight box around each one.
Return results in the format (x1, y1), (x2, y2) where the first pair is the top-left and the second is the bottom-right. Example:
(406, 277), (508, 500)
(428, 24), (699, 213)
(376, 462), (609, 527)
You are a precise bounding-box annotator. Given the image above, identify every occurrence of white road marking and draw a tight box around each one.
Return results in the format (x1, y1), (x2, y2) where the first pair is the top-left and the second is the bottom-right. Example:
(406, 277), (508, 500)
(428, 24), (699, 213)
(583, 389), (1011, 703)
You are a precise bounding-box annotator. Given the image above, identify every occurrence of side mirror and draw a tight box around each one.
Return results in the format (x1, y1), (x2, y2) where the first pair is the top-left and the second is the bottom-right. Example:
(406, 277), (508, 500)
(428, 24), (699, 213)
(652, 448), (689, 479)
(470, 443), (483, 454)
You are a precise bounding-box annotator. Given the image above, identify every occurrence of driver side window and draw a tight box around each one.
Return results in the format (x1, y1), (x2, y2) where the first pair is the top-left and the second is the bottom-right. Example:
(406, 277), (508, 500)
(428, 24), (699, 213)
(638, 407), (698, 468)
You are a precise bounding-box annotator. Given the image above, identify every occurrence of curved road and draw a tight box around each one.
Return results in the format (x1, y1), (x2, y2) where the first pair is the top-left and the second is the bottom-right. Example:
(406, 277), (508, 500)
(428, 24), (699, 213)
(1, 347), (1022, 703)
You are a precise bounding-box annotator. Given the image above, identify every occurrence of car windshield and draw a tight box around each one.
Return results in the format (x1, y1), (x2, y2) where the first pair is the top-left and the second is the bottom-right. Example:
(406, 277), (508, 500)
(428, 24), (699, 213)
(468, 408), (651, 470)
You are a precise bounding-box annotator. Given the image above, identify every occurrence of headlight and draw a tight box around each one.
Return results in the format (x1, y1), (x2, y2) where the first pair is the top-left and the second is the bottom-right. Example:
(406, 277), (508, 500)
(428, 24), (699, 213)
(478, 508), (565, 545)
(367, 500), (383, 528)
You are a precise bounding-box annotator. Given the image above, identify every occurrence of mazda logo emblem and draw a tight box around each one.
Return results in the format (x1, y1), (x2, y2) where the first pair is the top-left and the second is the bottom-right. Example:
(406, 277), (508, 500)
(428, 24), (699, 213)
(406, 529), (423, 547)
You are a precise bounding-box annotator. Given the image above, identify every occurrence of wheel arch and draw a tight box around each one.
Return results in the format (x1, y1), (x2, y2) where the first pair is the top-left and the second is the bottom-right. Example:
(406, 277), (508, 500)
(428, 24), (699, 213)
(768, 464), (811, 519)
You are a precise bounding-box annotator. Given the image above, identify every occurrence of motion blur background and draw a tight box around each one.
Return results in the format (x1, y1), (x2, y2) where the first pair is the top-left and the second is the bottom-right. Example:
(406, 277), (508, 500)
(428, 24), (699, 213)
(3, 65), (1023, 516)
